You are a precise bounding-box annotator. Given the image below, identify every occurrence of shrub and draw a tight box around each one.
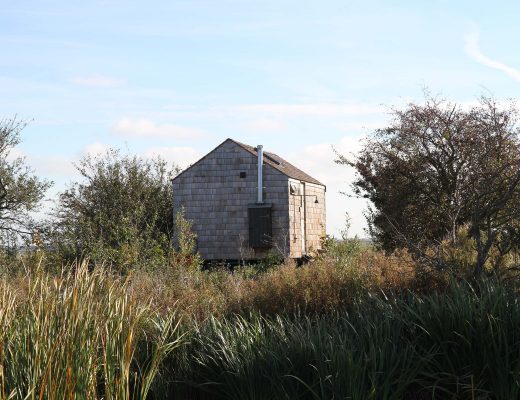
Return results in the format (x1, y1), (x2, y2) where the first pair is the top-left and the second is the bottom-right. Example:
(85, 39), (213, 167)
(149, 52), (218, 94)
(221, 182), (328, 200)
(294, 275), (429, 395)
(50, 149), (178, 274)
(170, 207), (203, 273)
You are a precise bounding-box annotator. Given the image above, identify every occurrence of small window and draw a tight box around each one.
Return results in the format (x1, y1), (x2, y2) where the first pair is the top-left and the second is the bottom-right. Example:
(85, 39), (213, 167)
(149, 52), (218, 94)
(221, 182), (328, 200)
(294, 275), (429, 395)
(239, 172), (246, 178)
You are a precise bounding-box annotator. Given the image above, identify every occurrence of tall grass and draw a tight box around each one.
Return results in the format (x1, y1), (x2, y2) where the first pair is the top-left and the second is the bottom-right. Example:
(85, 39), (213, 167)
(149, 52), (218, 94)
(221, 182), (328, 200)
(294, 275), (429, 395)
(3, 247), (520, 399)
(0, 262), (184, 400)
(169, 312), (426, 400)
(165, 280), (520, 400)
(401, 280), (520, 399)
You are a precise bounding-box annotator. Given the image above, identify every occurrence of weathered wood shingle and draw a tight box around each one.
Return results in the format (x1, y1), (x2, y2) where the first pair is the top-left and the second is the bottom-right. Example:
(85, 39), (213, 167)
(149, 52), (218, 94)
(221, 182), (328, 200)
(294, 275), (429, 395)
(172, 138), (326, 260)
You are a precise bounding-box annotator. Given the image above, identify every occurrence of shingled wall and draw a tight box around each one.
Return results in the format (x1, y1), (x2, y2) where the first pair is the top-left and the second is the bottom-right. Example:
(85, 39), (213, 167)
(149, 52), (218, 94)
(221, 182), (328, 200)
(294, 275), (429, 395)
(288, 180), (326, 258)
(172, 140), (290, 260)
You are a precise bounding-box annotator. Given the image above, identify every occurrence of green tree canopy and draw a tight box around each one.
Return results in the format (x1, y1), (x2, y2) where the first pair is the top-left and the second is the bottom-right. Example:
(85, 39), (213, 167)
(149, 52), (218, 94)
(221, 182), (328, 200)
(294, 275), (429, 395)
(53, 149), (179, 272)
(338, 96), (520, 277)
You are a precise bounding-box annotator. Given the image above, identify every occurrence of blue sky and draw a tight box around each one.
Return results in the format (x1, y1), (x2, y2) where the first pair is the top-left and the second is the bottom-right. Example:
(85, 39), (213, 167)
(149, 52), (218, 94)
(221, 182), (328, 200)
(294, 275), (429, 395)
(1, 0), (520, 237)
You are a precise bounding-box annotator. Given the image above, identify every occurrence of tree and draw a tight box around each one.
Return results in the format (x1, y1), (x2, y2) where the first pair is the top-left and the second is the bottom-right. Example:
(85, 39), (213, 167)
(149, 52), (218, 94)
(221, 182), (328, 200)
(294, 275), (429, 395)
(337, 96), (520, 277)
(0, 118), (51, 245)
(52, 149), (179, 272)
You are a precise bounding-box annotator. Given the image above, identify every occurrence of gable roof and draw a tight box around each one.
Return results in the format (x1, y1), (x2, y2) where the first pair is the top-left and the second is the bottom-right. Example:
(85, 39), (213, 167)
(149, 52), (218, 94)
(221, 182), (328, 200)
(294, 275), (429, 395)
(172, 138), (325, 187)
(230, 139), (324, 186)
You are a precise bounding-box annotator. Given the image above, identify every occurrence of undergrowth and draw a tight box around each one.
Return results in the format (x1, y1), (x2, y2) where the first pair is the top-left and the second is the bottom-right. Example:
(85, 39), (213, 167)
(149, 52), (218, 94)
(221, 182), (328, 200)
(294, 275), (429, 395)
(1, 244), (520, 398)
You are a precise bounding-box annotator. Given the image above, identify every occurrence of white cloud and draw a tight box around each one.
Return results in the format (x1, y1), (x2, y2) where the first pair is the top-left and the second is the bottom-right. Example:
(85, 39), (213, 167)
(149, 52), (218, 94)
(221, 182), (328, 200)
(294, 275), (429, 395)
(69, 74), (125, 88)
(158, 102), (385, 120)
(32, 143), (200, 180)
(243, 118), (286, 132)
(285, 136), (364, 185)
(6, 147), (25, 162)
(31, 155), (75, 177)
(282, 135), (368, 238)
(143, 146), (201, 169)
(83, 142), (110, 157)
(112, 118), (205, 139)
(232, 103), (384, 117)
(4, 147), (77, 180)
(334, 121), (385, 131)
(464, 32), (520, 82)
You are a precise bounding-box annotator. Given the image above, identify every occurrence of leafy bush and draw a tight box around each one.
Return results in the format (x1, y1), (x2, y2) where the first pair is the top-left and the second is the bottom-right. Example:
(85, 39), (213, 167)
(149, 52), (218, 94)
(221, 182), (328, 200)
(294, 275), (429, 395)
(50, 150), (178, 273)
(339, 96), (520, 277)
(171, 207), (203, 273)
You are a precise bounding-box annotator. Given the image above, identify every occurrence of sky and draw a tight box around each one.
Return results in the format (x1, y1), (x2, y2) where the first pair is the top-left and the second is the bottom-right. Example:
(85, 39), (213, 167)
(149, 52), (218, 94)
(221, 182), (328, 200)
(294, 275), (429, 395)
(1, 0), (520, 237)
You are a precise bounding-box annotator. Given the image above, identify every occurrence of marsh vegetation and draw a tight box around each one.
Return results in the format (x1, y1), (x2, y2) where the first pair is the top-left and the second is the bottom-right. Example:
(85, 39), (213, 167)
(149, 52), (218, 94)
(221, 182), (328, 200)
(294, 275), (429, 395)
(3, 96), (520, 398)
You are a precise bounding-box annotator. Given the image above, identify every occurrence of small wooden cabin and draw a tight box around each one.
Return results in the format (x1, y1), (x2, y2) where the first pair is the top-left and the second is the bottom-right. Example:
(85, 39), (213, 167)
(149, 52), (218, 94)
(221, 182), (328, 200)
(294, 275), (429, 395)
(171, 139), (326, 261)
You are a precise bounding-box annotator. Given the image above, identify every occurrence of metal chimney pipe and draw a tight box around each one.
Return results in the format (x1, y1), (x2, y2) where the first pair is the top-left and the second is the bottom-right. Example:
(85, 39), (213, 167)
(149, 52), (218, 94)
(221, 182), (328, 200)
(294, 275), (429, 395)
(257, 145), (263, 203)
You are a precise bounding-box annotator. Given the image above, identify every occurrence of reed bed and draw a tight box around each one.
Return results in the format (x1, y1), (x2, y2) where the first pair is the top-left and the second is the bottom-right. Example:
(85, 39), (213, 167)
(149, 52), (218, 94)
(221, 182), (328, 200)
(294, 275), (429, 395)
(2, 249), (520, 399)
(166, 280), (520, 400)
(0, 262), (184, 400)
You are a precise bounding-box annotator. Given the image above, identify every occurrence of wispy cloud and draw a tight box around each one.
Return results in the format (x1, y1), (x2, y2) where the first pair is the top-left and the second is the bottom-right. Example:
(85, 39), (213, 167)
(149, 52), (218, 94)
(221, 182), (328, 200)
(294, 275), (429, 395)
(30, 155), (75, 177)
(283, 135), (368, 237)
(6, 147), (25, 162)
(232, 103), (384, 117)
(112, 118), (205, 139)
(156, 102), (385, 121)
(143, 146), (201, 168)
(242, 118), (286, 132)
(464, 32), (520, 81)
(284, 135), (364, 186)
(334, 121), (385, 131)
(69, 74), (125, 88)
(83, 142), (110, 157)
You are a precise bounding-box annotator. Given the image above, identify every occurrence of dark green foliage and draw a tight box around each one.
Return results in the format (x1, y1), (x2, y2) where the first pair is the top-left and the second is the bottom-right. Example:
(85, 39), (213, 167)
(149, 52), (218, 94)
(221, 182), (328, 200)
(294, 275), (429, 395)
(242, 250), (285, 275)
(338, 96), (520, 276)
(51, 149), (179, 273)
(169, 312), (424, 400)
(161, 280), (520, 399)
(401, 280), (520, 399)
(320, 236), (362, 269)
